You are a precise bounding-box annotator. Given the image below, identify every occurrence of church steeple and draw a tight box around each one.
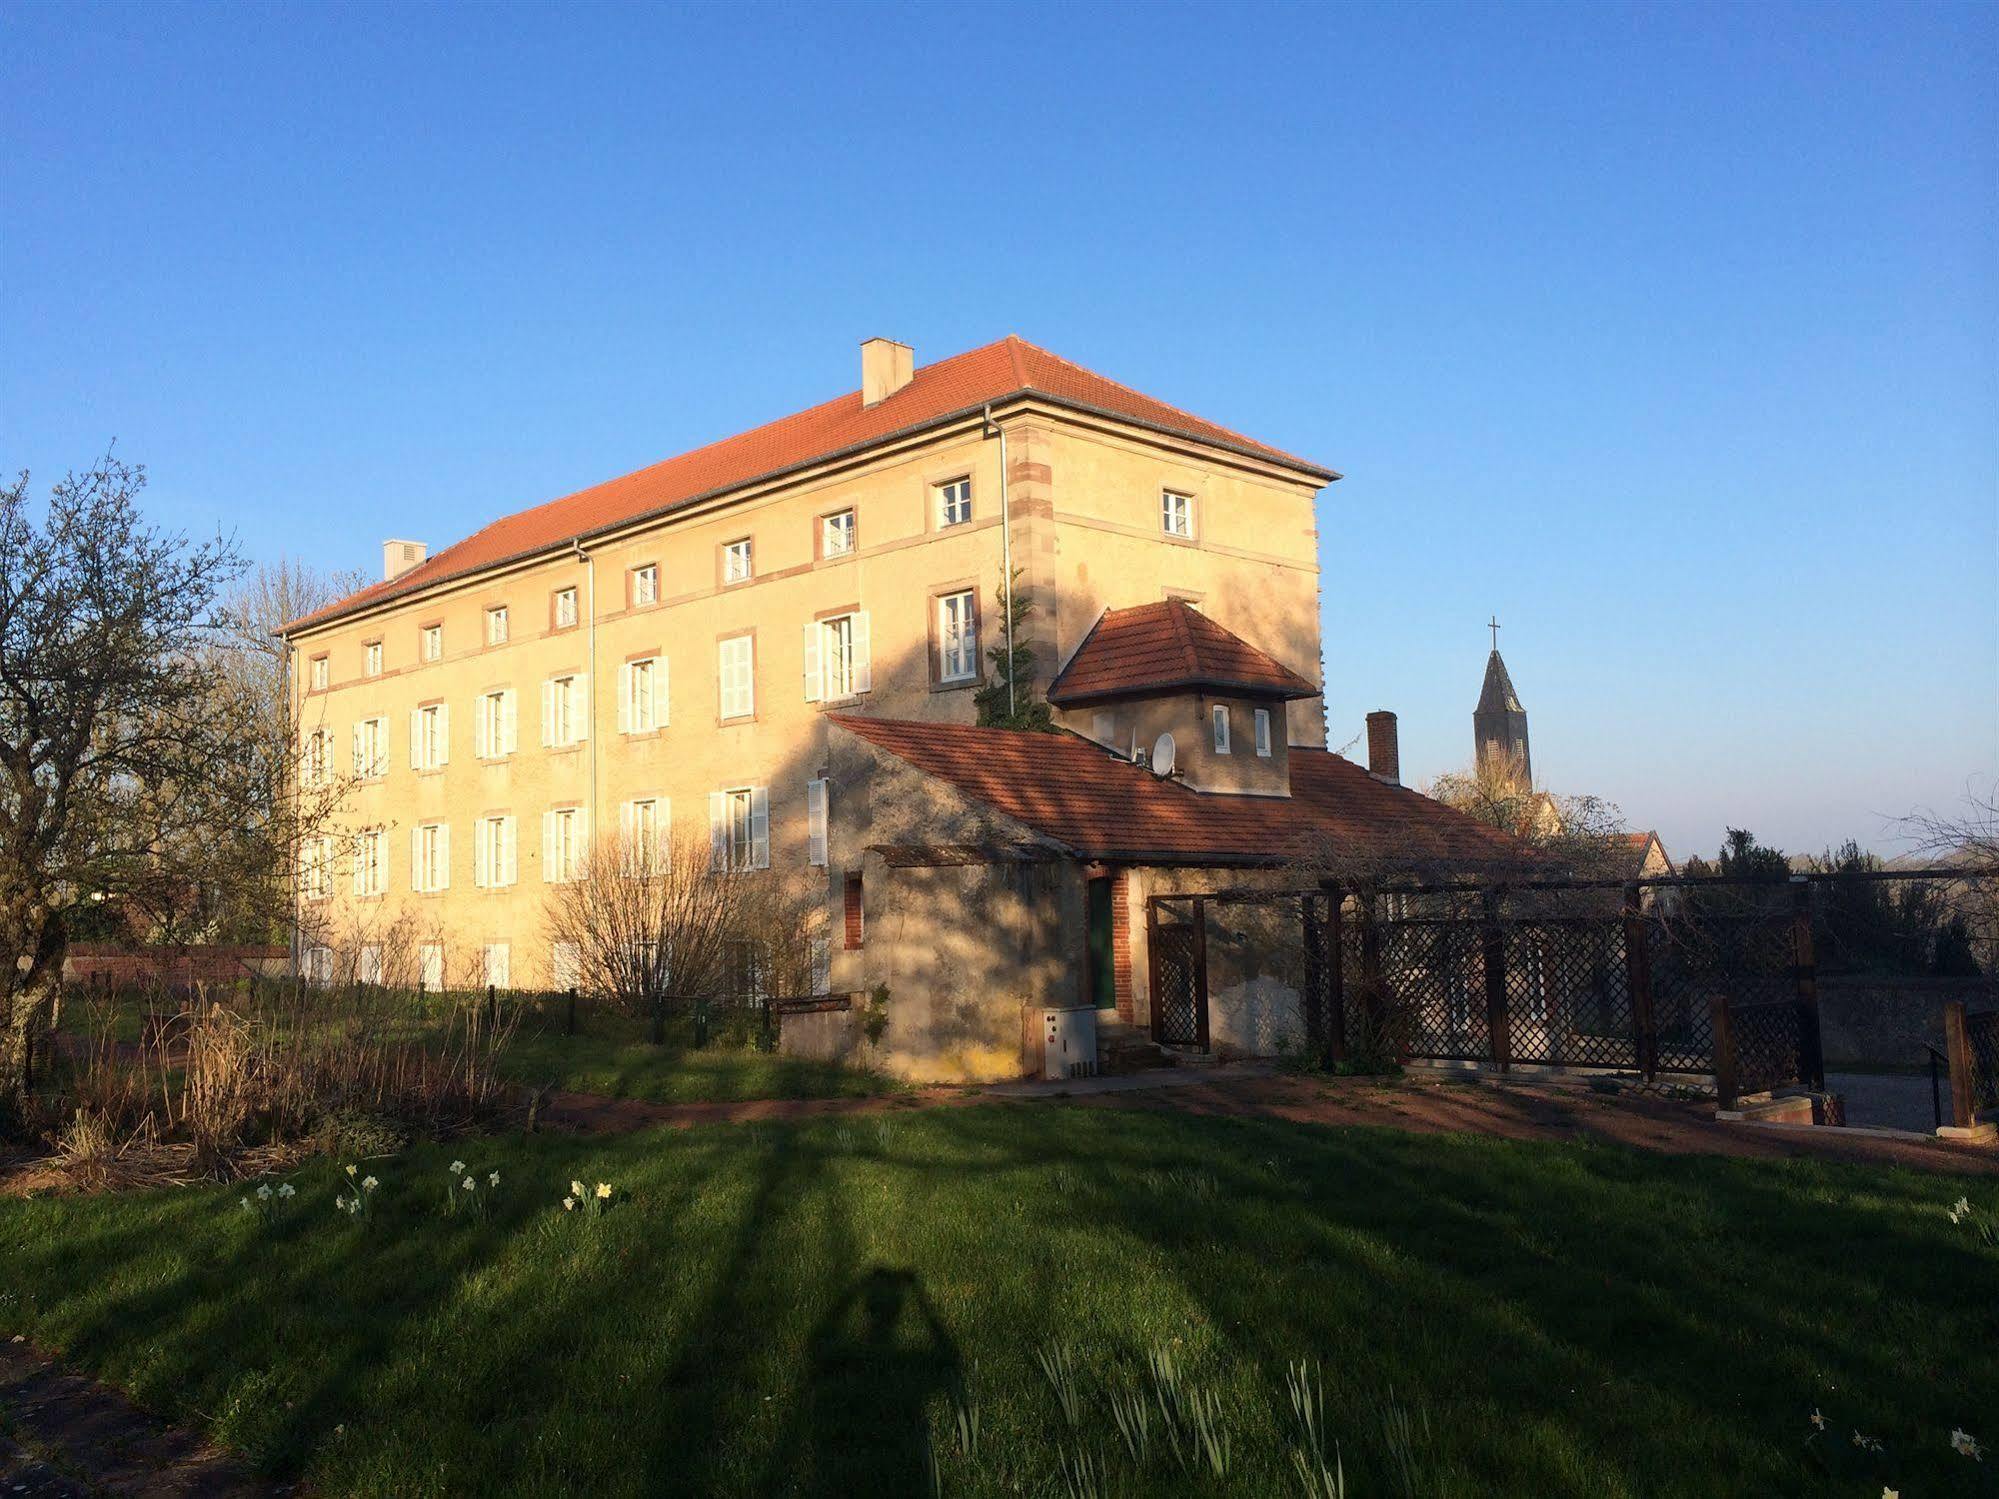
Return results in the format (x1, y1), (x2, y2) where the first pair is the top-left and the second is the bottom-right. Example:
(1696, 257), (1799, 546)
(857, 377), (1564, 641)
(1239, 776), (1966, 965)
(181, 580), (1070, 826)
(1474, 618), (1531, 785)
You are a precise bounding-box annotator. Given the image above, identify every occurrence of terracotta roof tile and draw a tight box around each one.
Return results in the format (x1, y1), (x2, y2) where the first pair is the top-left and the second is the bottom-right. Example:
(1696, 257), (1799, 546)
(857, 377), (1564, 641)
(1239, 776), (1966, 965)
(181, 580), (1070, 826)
(284, 337), (1335, 634)
(829, 714), (1524, 869)
(1049, 600), (1319, 704)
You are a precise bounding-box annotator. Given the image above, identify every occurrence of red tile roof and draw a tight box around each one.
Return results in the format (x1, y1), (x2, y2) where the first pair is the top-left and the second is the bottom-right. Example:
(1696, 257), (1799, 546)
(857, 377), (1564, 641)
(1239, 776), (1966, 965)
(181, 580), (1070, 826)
(829, 714), (1525, 869)
(1049, 600), (1319, 705)
(284, 337), (1336, 635)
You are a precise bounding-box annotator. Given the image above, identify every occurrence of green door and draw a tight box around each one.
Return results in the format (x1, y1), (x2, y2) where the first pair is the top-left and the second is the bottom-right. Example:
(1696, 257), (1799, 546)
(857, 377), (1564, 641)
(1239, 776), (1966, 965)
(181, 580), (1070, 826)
(1087, 877), (1115, 1010)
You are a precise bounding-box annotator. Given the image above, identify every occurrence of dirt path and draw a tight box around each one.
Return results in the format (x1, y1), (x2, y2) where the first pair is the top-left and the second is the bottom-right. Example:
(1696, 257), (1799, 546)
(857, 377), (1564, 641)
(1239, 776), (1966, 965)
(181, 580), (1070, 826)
(0, 1337), (289, 1497)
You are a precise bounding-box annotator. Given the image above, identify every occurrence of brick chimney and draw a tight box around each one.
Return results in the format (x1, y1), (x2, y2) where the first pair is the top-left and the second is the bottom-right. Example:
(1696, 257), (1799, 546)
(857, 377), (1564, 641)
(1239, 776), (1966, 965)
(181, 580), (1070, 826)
(1365, 710), (1400, 785)
(382, 539), (427, 582)
(860, 338), (913, 406)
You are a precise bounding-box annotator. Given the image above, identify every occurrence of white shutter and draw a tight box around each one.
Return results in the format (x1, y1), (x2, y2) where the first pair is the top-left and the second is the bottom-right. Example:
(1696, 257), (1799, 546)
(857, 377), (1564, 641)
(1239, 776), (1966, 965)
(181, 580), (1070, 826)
(749, 786), (770, 871)
(852, 611), (872, 694)
(708, 791), (726, 872)
(542, 811), (557, 883)
(474, 820), (488, 888)
(655, 658), (669, 728)
(574, 674), (589, 740)
(802, 621), (822, 703)
(806, 779), (828, 867)
(437, 822), (450, 889)
(410, 824), (423, 891)
(541, 681), (554, 747)
(352, 838), (367, 897)
(617, 663), (633, 734)
(436, 704), (449, 766)
(502, 690), (518, 754)
(658, 797), (672, 864)
(501, 817), (517, 886)
(409, 708), (422, 768)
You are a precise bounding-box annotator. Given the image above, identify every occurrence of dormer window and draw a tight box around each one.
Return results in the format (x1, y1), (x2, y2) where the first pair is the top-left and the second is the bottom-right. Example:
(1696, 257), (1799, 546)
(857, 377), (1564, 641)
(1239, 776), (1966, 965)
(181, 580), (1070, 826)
(1254, 707), (1273, 758)
(1211, 704), (1231, 755)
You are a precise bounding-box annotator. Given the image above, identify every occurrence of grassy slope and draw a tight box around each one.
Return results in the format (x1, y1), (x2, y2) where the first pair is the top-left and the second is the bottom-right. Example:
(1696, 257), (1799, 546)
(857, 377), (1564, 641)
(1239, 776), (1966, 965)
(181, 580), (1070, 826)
(1, 1106), (1993, 1498)
(496, 1014), (901, 1103)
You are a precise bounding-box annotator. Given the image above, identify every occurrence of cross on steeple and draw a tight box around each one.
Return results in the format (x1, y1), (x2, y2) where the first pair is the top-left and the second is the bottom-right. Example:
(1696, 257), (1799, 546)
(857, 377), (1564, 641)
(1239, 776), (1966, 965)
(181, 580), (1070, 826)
(1488, 614), (1501, 651)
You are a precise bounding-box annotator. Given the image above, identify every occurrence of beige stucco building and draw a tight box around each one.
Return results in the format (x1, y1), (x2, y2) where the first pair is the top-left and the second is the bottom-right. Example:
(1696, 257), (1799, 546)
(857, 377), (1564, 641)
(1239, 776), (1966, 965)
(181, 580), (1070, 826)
(284, 336), (1516, 1080)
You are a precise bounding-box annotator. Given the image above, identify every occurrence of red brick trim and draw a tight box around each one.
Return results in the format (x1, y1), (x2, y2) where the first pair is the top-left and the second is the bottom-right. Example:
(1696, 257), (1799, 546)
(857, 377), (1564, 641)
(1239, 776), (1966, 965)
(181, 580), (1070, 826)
(1110, 871), (1133, 1022)
(843, 872), (864, 950)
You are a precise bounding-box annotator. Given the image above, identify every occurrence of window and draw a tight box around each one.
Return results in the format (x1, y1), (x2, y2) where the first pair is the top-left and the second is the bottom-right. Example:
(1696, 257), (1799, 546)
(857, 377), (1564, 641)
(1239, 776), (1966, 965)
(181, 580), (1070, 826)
(542, 674), (588, 748)
(843, 872), (865, 949)
(722, 538), (753, 584)
(474, 815), (517, 889)
(486, 606), (509, 646)
(718, 636), (754, 720)
(804, 612), (871, 702)
(302, 728), (334, 787)
(620, 656), (666, 734)
(553, 588), (578, 629)
(309, 655), (329, 691)
(542, 807), (587, 883)
(419, 943), (445, 992)
(305, 945), (334, 986)
(937, 590), (979, 683)
(412, 821), (451, 893)
(1211, 704), (1232, 755)
(821, 509), (855, 558)
(352, 716), (389, 779)
(421, 624), (443, 662)
(476, 688), (517, 759)
(806, 779), (829, 867)
(364, 641), (383, 677)
(630, 564), (658, 607)
(1161, 490), (1194, 539)
(621, 796), (669, 875)
(410, 702), (449, 771)
(551, 940), (582, 991)
(303, 837), (332, 900)
(352, 828), (387, 897)
(936, 477), (972, 528)
(357, 945), (383, 986)
(726, 941), (768, 1003)
(708, 787), (769, 872)
(1254, 707), (1273, 758)
(482, 943), (511, 989)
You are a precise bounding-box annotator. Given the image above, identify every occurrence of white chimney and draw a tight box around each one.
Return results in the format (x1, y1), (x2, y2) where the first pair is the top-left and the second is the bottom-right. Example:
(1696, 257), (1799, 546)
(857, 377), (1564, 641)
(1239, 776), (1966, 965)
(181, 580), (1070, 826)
(860, 337), (913, 406)
(383, 539), (427, 582)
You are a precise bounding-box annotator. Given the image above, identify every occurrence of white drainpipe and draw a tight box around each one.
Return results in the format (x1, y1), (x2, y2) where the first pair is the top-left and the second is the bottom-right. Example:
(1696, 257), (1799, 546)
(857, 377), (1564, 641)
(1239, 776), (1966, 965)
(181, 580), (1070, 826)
(982, 404), (1015, 717)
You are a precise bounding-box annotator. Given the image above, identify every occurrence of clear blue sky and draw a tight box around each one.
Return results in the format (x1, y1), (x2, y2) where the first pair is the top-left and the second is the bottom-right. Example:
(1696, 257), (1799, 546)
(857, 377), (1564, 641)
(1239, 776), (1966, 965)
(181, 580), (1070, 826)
(4, 1), (1993, 861)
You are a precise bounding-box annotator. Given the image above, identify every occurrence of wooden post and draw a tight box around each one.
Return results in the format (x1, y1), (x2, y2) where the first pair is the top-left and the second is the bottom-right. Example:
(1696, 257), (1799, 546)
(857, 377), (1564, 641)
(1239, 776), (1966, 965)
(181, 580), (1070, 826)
(1482, 891), (1510, 1072)
(1623, 884), (1658, 1082)
(1944, 1000), (1976, 1129)
(1322, 884), (1347, 1066)
(1144, 897), (1162, 1045)
(1301, 895), (1323, 1060)
(1191, 897), (1211, 1053)
(485, 984), (497, 1035)
(565, 986), (577, 1037)
(650, 989), (665, 1046)
(1790, 882), (1825, 1092)
(1358, 894), (1384, 1054)
(1711, 994), (1739, 1110)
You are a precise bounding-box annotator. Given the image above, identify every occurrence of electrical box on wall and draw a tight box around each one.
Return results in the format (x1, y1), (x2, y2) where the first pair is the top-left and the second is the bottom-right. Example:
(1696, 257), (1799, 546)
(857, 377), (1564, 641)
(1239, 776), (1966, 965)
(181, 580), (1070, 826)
(1042, 1006), (1099, 1081)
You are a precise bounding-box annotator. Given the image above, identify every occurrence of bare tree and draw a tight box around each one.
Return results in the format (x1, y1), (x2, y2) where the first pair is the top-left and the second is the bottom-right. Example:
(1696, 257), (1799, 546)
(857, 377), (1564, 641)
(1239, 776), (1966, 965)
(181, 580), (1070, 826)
(1897, 786), (1999, 877)
(0, 454), (253, 1122)
(1424, 756), (1632, 880)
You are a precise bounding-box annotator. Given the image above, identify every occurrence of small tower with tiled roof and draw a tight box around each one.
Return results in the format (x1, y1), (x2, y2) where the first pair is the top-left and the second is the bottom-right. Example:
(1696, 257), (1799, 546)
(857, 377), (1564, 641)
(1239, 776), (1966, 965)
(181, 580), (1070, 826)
(1474, 617), (1531, 785)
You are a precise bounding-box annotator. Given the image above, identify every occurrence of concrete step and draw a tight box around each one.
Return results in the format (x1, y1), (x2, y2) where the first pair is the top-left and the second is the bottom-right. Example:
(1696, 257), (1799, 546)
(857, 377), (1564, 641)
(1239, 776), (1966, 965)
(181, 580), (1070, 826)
(1097, 1021), (1178, 1073)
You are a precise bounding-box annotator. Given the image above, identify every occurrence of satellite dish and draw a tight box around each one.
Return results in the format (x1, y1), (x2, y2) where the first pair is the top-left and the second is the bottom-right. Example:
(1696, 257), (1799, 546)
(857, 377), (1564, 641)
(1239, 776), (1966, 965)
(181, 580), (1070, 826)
(1150, 732), (1177, 778)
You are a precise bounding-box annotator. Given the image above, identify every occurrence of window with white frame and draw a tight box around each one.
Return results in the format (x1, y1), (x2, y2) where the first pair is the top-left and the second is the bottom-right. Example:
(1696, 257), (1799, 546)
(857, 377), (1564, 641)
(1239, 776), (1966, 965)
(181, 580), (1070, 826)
(1161, 490), (1194, 539)
(302, 728), (333, 787)
(303, 837), (332, 900)
(419, 942), (445, 991)
(553, 587), (578, 629)
(551, 940), (582, 990)
(708, 786), (769, 872)
(352, 828), (387, 897)
(542, 807), (587, 883)
(305, 945), (334, 985)
(937, 590), (978, 683)
(621, 796), (668, 875)
(631, 564), (658, 607)
(410, 702), (449, 770)
(476, 687), (517, 759)
(620, 656), (666, 734)
(474, 814), (517, 889)
(542, 674), (588, 748)
(482, 943), (511, 989)
(352, 716), (388, 779)
(364, 641), (382, 677)
(357, 945), (383, 986)
(821, 509), (855, 558)
(806, 778), (829, 867)
(412, 821), (451, 893)
(1254, 707), (1273, 758)
(421, 624), (443, 662)
(936, 477), (972, 528)
(310, 655), (329, 691)
(1211, 704), (1232, 755)
(722, 538), (753, 584)
(718, 636), (754, 720)
(486, 606), (509, 646)
(804, 612), (871, 702)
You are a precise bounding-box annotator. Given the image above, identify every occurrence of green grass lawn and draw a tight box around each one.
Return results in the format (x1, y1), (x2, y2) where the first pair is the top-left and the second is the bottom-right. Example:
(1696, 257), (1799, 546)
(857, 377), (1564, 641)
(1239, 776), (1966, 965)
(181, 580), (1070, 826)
(2, 1106), (1994, 1498)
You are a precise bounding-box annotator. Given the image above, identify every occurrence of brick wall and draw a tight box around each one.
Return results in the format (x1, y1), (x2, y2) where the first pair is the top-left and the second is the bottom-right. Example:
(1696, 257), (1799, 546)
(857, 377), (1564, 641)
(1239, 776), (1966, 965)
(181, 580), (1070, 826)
(62, 943), (287, 986)
(1112, 871), (1134, 1022)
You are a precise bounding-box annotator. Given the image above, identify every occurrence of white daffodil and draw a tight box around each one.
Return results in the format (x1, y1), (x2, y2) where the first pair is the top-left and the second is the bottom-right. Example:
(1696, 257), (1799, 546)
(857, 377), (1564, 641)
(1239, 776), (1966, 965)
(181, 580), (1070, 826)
(1852, 1431), (1882, 1453)
(1950, 1428), (1983, 1460)
(570, 1180), (586, 1198)
(362, 1176), (379, 1192)
(346, 1164), (358, 1177)
(1949, 1196), (1970, 1223)
(256, 1184), (273, 1201)
(240, 1197), (251, 1210)
(334, 1196), (347, 1212)
(563, 1197), (576, 1211)
(596, 1183), (612, 1200)
(488, 1171), (500, 1188)
(1884, 1488), (1899, 1498)
(462, 1177), (475, 1191)
(277, 1183), (296, 1199)
(450, 1160), (466, 1175)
